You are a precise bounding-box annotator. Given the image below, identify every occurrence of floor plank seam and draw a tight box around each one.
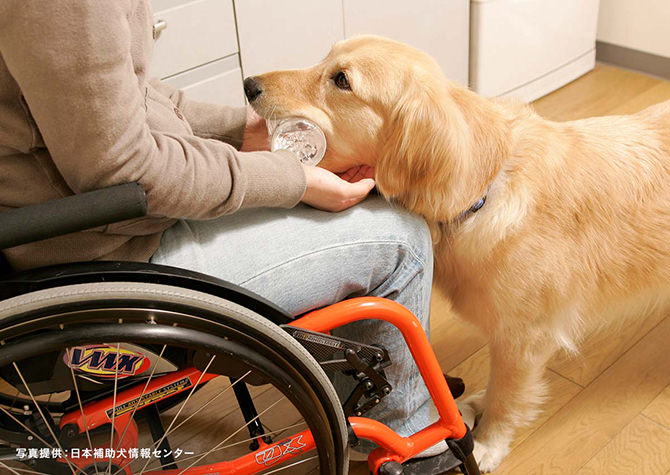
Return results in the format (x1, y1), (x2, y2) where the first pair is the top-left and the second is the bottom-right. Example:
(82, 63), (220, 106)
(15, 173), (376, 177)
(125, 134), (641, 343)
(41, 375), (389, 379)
(506, 374), (585, 459)
(444, 342), (488, 373)
(574, 314), (669, 388)
(546, 367), (584, 389)
(640, 412), (670, 432)
(568, 429), (620, 475)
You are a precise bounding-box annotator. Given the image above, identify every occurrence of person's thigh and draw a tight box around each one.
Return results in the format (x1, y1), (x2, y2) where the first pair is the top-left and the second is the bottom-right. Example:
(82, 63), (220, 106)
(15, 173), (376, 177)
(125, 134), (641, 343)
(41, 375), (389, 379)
(151, 195), (432, 317)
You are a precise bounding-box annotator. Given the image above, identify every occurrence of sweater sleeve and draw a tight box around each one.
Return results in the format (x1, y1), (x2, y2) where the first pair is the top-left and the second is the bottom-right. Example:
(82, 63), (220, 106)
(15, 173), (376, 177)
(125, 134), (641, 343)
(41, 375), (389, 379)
(149, 78), (248, 150)
(0, 0), (305, 219)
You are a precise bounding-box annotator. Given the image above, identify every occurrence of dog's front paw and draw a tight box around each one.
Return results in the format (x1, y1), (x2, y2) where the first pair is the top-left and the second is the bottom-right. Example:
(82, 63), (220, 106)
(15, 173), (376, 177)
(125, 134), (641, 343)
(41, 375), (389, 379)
(457, 389), (486, 428)
(461, 389), (486, 414)
(473, 438), (509, 473)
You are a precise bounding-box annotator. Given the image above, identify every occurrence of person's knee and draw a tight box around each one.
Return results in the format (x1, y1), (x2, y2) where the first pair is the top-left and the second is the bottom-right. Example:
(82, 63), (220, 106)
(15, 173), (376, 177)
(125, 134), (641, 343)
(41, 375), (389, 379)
(357, 196), (433, 270)
(395, 214), (432, 271)
(336, 197), (433, 301)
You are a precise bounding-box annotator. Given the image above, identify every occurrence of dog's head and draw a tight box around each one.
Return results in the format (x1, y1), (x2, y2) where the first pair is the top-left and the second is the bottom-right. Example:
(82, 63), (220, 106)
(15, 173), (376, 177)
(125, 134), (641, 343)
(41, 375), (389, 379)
(247, 35), (509, 221)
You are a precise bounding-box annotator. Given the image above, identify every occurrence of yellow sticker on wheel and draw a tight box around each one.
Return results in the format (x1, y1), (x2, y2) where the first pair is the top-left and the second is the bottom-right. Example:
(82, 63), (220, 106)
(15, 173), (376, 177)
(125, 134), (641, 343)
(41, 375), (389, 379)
(64, 345), (150, 379)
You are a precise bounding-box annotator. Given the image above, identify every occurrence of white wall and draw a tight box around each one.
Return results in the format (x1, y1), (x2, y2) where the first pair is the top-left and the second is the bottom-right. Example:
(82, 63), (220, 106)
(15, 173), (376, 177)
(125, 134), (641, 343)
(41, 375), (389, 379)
(597, 0), (670, 58)
(343, 0), (469, 86)
(235, 0), (345, 78)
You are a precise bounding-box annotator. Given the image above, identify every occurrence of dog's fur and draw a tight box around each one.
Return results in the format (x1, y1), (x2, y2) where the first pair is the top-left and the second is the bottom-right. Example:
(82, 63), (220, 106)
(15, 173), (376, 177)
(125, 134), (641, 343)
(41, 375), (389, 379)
(248, 36), (670, 471)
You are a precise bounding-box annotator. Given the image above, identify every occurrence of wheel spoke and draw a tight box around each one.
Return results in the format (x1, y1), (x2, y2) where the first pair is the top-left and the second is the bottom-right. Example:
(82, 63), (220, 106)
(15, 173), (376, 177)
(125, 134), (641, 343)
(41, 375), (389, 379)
(68, 350), (99, 475)
(135, 354), (217, 475)
(175, 395), (287, 475)
(11, 363), (83, 475)
(261, 455), (318, 474)
(213, 420), (306, 454)
(0, 405), (54, 449)
(111, 369), (254, 475)
(107, 343), (121, 474)
(114, 344), (168, 456)
(166, 370), (252, 437)
(162, 420), (307, 466)
(0, 461), (23, 475)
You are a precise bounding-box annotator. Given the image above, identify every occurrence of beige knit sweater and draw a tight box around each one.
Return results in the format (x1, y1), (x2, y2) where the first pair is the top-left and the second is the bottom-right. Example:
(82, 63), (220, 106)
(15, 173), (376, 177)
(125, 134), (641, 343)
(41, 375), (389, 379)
(0, 0), (306, 270)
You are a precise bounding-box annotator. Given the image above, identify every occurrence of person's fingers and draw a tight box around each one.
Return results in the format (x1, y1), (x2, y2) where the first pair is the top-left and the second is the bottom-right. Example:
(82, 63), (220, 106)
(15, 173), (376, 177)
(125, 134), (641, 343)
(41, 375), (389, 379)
(360, 165), (375, 179)
(241, 106), (270, 151)
(338, 165), (376, 183)
(336, 186), (374, 211)
(337, 167), (359, 182)
(354, 166), (374, 181)
(246, 104), (265, 125)
(302, 165), (376, 212)
(354, 177), (376, 193)
(342, 177), (375, 200)
(351, 167), (368, 182)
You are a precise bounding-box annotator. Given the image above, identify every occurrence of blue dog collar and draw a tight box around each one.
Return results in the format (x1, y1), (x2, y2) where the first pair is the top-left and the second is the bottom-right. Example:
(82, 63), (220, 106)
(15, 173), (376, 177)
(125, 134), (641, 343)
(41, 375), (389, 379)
(443, 194), (487, 227)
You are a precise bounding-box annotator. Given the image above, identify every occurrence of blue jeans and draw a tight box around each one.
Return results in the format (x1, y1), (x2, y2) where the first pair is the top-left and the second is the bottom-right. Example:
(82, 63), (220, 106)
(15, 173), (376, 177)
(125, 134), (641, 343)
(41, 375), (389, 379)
(151, 195), (435, 445)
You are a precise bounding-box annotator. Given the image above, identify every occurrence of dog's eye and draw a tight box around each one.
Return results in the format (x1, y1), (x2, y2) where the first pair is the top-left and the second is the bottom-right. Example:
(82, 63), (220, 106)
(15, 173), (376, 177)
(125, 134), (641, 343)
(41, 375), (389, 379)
(331, 71), (351, 90)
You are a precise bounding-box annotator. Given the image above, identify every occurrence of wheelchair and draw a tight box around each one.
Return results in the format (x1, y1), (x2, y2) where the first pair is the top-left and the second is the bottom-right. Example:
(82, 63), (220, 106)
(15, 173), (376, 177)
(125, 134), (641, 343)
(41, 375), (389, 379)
(0, 183), (480, 475)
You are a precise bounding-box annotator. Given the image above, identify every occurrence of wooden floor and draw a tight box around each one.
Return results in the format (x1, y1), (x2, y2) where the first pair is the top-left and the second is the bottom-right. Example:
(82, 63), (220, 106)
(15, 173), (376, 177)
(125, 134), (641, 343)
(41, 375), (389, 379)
(351, 63), (670, 474)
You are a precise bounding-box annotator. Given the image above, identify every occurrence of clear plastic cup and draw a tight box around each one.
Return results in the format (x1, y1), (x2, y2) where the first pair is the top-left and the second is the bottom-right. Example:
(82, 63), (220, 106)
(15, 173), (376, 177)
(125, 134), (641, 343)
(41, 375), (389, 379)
(267, 117), (327, 166)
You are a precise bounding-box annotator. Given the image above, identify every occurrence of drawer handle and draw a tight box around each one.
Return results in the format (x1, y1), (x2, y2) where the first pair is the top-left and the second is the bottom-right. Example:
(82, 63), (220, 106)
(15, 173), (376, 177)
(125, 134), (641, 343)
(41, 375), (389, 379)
(153, 19), (168, 40)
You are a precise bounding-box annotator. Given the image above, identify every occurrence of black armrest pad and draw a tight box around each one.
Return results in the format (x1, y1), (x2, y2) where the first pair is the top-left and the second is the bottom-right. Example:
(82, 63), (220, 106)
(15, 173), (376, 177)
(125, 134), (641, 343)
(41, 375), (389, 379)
(0, 183), (147, 250)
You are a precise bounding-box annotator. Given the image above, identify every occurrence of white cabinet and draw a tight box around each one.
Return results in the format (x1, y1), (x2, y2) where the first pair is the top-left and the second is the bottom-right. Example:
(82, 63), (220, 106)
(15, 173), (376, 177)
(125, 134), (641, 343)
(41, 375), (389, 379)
(235, 0), (345, 77)
(235, 0), (469, 86)
(149, 1), (471, 106)
(343, 0), (469, 86)
(163, 56), (246, 107)
(150, 0), (238, 79)
(470, 0), (599, 101)
(150, 0), (245, 106)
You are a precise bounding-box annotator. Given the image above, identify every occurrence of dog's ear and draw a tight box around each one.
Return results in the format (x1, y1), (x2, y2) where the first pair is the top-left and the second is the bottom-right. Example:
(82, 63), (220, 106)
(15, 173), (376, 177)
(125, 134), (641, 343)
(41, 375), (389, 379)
(377, 80), (509, 222)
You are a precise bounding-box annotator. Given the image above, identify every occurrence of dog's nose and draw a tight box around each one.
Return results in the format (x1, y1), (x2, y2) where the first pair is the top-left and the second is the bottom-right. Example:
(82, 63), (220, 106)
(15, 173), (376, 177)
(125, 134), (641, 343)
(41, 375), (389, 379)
(244, 77), (263, 102)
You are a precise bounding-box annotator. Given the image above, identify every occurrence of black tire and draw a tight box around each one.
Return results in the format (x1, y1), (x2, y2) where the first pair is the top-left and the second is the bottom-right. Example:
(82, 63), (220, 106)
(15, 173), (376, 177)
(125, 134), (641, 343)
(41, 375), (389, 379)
(0, 282), (349, 475)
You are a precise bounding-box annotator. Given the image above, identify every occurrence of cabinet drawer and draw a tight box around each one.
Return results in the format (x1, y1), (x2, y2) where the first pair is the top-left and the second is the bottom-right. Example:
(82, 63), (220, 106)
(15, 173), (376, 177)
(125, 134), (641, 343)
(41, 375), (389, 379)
(163, 55), (245, 107)
(151, 0), (238, 79)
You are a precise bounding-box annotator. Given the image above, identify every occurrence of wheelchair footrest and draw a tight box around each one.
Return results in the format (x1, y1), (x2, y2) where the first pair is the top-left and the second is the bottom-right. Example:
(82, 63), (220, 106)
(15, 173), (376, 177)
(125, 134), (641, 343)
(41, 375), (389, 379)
(400, 449), (462, 475)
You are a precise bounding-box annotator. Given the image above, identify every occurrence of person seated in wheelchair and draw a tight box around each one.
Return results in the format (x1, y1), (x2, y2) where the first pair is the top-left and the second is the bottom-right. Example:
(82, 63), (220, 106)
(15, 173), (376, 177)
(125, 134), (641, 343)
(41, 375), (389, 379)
(0, 1), (467, 472)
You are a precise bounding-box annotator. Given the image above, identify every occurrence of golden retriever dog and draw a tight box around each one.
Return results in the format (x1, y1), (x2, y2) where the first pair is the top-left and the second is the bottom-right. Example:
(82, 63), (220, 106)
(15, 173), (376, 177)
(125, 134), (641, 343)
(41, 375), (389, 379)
(245, 35), (670, 471)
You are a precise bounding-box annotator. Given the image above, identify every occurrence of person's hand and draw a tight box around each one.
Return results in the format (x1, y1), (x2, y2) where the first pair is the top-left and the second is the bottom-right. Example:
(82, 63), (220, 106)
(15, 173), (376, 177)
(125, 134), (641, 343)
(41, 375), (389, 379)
(301, 164), (376, 212)
(337, 165), (375, 184)
(241, 106), (270, 152)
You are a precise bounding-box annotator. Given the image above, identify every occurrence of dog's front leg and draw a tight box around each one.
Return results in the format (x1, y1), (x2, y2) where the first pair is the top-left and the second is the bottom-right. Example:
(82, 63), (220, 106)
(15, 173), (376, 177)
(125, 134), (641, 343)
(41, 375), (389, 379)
(464, 336), (557, 472)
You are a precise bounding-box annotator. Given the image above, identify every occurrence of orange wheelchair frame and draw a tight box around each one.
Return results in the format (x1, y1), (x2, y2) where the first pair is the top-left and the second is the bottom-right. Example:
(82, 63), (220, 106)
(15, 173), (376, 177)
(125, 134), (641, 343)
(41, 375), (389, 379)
(53, 298), (477, 475)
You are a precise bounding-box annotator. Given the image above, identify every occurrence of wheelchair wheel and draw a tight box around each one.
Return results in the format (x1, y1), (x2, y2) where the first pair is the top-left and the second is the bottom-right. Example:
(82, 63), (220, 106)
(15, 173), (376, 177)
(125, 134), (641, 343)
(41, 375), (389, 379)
(0, 282), (348, 475)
